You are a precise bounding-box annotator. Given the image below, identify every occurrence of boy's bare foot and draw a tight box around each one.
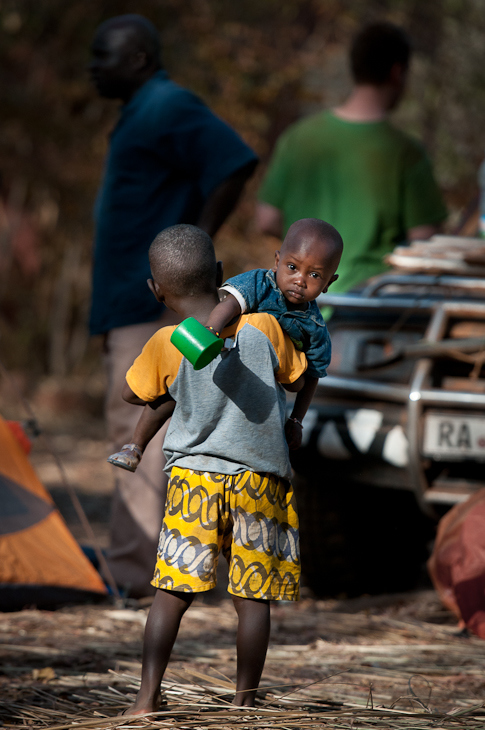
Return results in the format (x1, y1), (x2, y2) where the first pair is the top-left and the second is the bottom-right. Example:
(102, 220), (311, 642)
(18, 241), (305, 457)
(120, 692), (165, 716)
(107, 443), (143, 472)
(233, 700), (255, 707)
(233, 693), (256, 707)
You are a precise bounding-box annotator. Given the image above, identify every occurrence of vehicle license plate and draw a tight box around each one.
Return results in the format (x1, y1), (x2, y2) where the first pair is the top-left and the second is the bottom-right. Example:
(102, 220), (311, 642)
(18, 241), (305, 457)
(423, 413), (485, 458)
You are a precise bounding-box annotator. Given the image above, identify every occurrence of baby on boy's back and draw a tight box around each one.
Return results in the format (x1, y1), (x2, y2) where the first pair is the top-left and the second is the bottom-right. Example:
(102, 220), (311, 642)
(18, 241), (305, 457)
(207, 217), (342, 448)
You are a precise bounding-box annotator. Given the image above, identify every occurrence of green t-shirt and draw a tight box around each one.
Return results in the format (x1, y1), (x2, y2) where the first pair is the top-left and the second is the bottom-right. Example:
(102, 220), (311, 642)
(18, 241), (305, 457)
(258, 111), (448, 294)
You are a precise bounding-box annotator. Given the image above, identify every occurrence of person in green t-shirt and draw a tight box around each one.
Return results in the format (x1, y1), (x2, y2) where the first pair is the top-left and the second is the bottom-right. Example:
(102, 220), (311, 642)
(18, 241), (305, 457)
(256, 22), (448, 295)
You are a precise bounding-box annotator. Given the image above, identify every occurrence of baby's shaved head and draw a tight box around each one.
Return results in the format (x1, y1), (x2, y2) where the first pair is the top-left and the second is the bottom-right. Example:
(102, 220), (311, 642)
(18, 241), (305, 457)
(282, 219), (343, 268)
(149, 224), (217, 296)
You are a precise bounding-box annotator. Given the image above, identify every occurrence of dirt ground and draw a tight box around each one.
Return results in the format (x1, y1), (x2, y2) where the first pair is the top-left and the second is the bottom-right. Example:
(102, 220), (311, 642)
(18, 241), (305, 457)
(1, 396), (485, 728)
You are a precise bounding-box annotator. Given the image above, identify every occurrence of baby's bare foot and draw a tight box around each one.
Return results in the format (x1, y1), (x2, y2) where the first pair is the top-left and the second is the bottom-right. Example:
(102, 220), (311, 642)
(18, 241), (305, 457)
(107, 443), (143, 472)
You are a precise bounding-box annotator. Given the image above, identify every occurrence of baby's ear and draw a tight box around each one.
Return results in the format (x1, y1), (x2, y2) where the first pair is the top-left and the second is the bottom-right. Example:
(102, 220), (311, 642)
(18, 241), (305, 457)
(322, 274), (338, 293)
(273, 250), (280, 271)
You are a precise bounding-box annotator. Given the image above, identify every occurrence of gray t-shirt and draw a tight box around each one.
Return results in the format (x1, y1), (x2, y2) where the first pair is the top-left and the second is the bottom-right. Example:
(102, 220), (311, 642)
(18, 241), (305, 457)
(126, 313), (307, 480)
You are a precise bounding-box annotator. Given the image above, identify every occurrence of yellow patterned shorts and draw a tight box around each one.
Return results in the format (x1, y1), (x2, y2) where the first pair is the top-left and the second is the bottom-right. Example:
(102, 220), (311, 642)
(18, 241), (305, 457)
(151, 468), (300, 601)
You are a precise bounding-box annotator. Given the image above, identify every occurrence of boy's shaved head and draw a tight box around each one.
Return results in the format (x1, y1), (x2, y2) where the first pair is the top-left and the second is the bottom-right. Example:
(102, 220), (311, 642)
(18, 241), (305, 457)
(149, 224), (217, 297)
(283, 218), (343, 267)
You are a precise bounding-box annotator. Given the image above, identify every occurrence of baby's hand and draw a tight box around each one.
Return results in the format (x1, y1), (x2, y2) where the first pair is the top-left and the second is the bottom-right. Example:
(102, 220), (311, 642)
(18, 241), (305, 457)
(285, 418), (303, 450)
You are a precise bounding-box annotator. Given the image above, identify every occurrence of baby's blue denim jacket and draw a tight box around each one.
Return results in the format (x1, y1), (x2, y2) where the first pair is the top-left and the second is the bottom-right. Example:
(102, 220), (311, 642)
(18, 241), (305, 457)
(220, 268), (331, 378)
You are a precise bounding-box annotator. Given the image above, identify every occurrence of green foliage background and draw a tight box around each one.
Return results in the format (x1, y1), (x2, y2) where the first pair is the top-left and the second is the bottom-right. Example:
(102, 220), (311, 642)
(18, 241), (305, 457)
(1, 0), (485, 386)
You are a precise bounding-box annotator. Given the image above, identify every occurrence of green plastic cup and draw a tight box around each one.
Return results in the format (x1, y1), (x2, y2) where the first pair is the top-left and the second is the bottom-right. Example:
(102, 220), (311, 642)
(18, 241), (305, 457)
(170, 317), (224, 370)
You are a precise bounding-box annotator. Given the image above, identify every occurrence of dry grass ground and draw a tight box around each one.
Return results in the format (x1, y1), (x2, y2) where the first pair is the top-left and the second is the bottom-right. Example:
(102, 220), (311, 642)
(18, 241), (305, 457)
(1, 592), (485, 729)
(1, 397), (485, 728)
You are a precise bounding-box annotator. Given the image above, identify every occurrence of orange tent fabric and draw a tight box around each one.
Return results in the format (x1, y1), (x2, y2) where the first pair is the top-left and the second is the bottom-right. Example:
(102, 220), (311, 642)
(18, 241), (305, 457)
(428, 489), (485, 639)
(0, 415), (106, 597)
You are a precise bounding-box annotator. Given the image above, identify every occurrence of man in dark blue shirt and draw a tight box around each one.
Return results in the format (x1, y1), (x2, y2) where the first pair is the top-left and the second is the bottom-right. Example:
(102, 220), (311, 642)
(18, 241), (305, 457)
(89, 14), (257, 597)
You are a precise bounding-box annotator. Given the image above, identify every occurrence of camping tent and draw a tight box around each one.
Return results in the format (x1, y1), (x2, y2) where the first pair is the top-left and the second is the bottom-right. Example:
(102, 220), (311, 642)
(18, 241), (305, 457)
(0, 414), (107, 610)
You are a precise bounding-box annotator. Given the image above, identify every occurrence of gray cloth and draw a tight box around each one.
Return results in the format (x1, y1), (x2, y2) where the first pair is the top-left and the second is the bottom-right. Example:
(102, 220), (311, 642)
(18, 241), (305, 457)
(163, 320), (293, 480)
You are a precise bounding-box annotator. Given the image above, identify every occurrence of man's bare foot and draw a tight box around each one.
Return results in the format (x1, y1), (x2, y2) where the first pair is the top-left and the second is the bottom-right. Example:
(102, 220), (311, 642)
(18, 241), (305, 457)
(107, 443), (143, 472)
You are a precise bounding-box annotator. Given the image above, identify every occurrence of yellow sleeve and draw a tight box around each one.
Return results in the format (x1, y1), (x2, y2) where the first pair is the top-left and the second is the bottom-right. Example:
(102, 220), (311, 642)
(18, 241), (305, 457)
(277, 331), (308, 383)
(125, 326), (183, 402)
(240, 313), (307, 384)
